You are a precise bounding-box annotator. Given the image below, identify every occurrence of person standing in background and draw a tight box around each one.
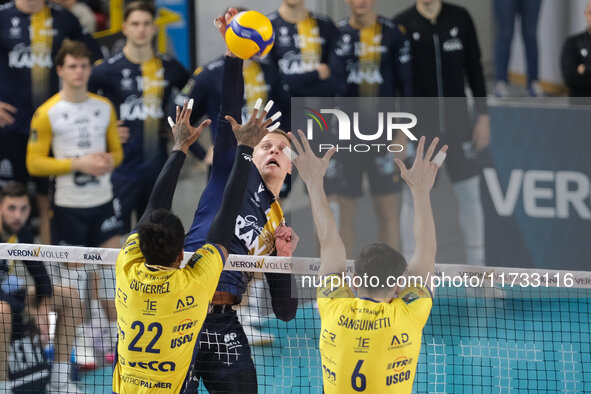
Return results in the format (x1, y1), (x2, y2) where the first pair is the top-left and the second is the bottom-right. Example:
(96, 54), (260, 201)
(394, 0), (488, 266)
(493, 0), (544, 97)
(561, 0), (591, 99)
(89, 1), (189, 233)
(0, 0), (102, 245)
(328, 0), (412, 257)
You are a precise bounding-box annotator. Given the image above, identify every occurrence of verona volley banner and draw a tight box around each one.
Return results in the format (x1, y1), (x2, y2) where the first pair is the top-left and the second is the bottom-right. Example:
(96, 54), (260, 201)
(482, 99), (591, 270)
(289, 98), (591, 270)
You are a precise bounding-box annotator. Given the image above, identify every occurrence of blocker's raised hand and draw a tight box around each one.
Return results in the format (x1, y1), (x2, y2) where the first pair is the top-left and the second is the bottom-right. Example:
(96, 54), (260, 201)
(394, 136), (448, 195)
(287, 129), (336, 187)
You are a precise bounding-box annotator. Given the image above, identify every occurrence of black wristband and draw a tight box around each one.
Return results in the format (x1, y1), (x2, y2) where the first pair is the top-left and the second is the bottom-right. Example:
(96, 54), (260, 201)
(206, 145), (253, 248)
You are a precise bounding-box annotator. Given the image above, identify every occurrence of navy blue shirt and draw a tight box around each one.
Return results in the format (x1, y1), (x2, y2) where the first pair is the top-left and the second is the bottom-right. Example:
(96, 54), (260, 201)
(89, 52), (189, 182)
(332, 16), (412, 97)
(0, 2), (101, 136)
(268, 11), (340, 98)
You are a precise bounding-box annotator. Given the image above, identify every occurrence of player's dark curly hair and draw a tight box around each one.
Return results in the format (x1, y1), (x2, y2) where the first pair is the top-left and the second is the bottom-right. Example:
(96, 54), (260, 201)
(137, 209), (185, 267)
(355, 243), (407, 294)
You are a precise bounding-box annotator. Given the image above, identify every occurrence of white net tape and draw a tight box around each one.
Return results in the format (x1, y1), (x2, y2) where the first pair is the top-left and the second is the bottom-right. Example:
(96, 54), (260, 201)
(1, 243), (590, 289)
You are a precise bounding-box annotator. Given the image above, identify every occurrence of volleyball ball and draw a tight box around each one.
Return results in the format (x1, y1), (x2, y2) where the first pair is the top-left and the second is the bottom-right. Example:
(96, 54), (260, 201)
(225, 11), (275, 59)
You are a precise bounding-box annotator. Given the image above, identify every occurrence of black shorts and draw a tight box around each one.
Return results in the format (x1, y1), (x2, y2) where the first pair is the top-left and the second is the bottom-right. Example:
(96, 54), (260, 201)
(0, 133), (49, 194)
(325, 150), (402, 198)
(0, 288), (26, 338)
(51, 200), (122, 246)
(191, 307), (256, 386)
(111, 176), (153, 233)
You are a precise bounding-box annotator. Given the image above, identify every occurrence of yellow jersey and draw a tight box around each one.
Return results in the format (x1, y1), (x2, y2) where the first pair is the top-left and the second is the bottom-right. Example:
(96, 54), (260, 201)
(317, 274), (433, 393)
(113, 233), (224, 394)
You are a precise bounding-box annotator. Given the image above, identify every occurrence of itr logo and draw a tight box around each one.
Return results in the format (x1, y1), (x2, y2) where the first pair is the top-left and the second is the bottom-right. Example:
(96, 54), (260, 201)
(304, 108), (418, 153)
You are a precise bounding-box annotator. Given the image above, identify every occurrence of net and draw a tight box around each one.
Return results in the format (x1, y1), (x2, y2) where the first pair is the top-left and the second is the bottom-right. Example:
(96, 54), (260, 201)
(0, 243), (590, 393)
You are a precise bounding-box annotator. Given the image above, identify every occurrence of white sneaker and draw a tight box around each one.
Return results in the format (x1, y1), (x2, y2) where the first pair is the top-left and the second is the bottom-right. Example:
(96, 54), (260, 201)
(528, 81), (544, 97)
(47, 381), (85, 393)
(494, 81), (510, 97)
(242, 325), (274, 346)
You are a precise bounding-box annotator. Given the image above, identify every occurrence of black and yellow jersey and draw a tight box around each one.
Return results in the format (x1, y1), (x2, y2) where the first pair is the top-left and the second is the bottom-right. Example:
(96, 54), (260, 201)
(89, 52), (189, 182)
(317, 275), (432, 393)
(0, 2), (101, 137)
(332, 16), (412, 97)
(113, 233), (225, 393)
(268, 10), (340, 98)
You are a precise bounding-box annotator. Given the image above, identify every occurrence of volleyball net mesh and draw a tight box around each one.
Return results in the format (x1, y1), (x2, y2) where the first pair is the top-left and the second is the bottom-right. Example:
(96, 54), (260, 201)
(0, 243), (590, 393)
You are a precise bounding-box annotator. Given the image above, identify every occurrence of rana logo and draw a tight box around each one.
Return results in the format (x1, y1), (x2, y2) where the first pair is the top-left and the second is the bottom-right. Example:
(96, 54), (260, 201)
(304, 108), (418, 153)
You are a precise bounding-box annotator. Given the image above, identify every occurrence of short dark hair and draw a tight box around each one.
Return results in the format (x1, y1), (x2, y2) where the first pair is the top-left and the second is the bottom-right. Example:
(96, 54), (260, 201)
(137, 209), (185, 267)
(0, 182), (29, 203)
(354, 243), (407, 293)
(124, 1), (156, 21)
(54, 39), (92, 67)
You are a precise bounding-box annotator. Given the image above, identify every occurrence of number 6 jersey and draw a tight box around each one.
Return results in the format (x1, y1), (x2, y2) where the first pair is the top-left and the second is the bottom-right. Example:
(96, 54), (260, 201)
(113, 233), (225, 394)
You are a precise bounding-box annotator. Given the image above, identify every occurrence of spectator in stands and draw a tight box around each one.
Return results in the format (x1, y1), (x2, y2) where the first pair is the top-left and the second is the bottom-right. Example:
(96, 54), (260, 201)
(0, 0), (102, 245)
(51, 0), (97, 33)
(561, 0), (591, 98)
(89, 1), (190, 234)
(0, 182), (83, 393)
(493, 0), (544, 97)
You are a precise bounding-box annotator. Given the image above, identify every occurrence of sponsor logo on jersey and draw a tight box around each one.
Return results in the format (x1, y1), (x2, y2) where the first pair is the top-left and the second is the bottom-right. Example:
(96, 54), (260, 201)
(353, 336), (370, 353)
(142, 299), (157, 315)
(119, 375), (172, 389)
(0, 160), (14, 178)
(120, 68), (133, 90)
(278, 26), (291, 46)
(278, 52), (320, 75)
(116, 288), (128, 306)
(170, 333), (194, 349)
(443, 38), (463, 52)
(9, 17), (21, 38)
(386, 370), (412, 386)
(172, 319), (198, 335)
(387, 356), (413, 372)
(120, 96), (164, 121)
(321, 329), (336, 346)
(322, 364), (337, 383)
(118, 355), (176, 372)
(389, 333), (411, 350)
(8, 44), (52, 69)
(175, 295), (196, 313)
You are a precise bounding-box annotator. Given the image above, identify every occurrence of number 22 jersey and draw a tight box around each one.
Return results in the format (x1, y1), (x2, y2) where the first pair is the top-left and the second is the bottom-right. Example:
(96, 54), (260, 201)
(113, 233), (225, 393)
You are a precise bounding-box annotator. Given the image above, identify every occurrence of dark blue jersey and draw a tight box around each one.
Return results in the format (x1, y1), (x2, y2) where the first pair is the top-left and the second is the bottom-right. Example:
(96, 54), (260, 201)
(184, 58), (296, 319)
(0, 2), (101, 136)
(332, 16), (412, 97)
(89, 52), (189, 181)
(173, 55), (283, 159)
(268, 10), (340, 98)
